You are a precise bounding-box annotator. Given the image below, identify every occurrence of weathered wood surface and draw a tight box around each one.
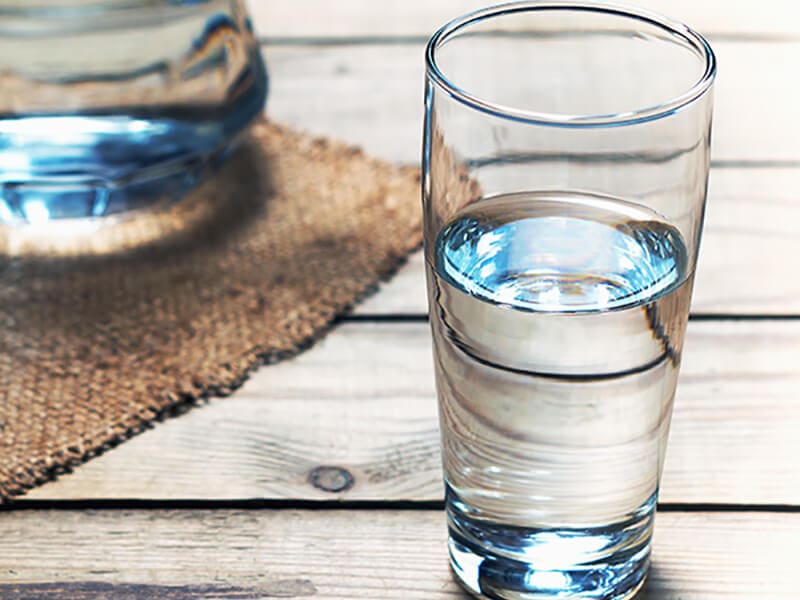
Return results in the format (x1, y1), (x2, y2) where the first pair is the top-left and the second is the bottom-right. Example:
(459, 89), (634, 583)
(263, 41), (800, 165)
(0, 509), (797, 599)
(5, 6), (799, 598)
(250, 0), (800, 38)
(28, 320), (800, 505)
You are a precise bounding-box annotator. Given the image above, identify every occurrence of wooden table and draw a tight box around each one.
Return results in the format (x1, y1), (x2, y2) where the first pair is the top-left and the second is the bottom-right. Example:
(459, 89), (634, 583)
(3, 2), (799, 597)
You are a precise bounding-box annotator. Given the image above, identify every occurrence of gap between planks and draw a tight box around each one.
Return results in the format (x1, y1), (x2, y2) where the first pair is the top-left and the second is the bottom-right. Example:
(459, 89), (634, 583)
(6, 497), (800, 513)
(258, 32), (800, 46)
(248, 0), (800, 38)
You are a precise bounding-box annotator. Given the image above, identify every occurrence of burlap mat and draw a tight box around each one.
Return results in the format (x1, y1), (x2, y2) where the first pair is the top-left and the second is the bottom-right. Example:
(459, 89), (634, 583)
(0, 119), (422, 501)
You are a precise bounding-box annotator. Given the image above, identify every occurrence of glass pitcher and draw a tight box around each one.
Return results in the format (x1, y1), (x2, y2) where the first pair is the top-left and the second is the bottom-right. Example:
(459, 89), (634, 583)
(0, 0), (267, 223)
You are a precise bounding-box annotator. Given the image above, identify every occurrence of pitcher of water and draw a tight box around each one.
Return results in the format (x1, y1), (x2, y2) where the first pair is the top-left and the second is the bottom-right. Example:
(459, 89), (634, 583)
(0, 0), (267, 223)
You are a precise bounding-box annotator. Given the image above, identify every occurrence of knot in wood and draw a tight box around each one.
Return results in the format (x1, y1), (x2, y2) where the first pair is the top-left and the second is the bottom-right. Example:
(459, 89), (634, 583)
(308, 465), (354, 493)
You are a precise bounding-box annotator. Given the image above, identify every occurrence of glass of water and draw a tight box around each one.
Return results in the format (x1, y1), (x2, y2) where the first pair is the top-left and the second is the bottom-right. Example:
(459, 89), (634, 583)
(0, 0), (267, 223)
(422, 2), (715, 598)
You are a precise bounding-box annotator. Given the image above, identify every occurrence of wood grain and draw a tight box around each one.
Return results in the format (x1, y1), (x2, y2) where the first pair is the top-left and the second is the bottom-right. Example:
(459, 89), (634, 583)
(27, 320), (800, 505)
(3, 5), (796, 597)
(263, 41), (800, 165)
(0, 509), (797, 598)
(250, 0), (800, 38)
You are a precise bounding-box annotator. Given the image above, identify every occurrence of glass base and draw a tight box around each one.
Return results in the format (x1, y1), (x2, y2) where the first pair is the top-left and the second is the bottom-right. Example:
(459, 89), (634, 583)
(447, 492), (654, 599)
(450, 539), (648, 600)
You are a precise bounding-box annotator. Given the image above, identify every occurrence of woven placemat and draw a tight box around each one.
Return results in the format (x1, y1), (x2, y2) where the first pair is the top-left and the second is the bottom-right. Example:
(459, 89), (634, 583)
(0, 119), (422, 501)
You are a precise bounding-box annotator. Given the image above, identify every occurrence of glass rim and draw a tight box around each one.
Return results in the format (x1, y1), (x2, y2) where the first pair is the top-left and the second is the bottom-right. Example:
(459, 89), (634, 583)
(425, 0), (717, 127)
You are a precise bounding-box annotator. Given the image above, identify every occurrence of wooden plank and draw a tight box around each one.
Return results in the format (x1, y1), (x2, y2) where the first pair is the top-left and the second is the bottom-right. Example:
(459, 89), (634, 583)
(0, 509), (796, 598)
(28, 320), (800, 505)
(356, 168), (800, 315)
(250, 0), (800, 38)
(355, 251), (426, 315)
(264, 41), (800, 165)
(690, 168), (800, 314)
(261, 40), (800, 315)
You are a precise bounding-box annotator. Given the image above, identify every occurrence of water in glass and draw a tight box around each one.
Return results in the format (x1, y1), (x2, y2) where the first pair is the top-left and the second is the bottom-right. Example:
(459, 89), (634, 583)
(428, 191), (692, 599)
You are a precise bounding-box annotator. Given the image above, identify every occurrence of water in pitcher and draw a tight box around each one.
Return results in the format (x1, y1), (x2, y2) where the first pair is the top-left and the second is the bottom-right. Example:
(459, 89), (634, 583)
(427, 191), (693, 599)
(0, 0), (267, 222)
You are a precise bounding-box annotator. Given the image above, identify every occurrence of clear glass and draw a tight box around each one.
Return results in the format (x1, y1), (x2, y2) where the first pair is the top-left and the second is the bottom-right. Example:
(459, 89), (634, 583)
(422, 2), (715, 599)
(0, 0), (267, 223)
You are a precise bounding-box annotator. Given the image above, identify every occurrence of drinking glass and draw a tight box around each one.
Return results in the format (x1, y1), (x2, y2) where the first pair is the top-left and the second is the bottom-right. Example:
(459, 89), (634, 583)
(421, 2), (716, 598)
(0, 0), (267, 223)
